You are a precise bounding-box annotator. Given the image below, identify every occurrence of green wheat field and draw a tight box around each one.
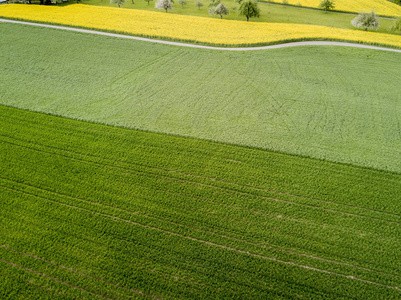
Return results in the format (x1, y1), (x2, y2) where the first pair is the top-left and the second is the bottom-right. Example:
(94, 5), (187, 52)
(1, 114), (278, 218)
(1, 20), (401, 299)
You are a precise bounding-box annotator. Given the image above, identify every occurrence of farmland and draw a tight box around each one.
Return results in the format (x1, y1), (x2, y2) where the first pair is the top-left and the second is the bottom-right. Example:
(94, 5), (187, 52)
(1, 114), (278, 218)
(85, 0), (399, 33)
(1, 4), (401, 48)
(1, 2), (401, 298)
(267, 0), (401, 17)
(2, 104), (401, 299)
(1, 23), (401, 173)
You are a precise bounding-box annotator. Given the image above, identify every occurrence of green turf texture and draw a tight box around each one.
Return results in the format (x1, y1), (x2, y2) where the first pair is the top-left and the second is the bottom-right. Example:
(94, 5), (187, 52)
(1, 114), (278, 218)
(2, 23), (401, 172)
(1, 104), (401, 299)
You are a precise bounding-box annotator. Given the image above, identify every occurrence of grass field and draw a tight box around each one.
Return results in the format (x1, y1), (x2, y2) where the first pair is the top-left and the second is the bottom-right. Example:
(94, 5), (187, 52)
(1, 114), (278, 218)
(2, 104), (401, 299)
(1, 4), (401, 47)
(267, 0), (401, 17)
(1, 23), (401, 173)
(84, 0), (398, 33)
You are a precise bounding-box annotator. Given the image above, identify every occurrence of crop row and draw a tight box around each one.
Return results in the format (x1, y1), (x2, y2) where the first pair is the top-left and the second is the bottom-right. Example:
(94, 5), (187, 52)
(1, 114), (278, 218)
(1, 105), (401, 298)
(1, 4), (401, 48)
(2, 184), (401, 299)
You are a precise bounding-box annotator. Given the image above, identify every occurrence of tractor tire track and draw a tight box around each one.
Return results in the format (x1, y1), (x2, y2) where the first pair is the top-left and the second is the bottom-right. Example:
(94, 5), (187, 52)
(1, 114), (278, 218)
(2, 183), (401, 288)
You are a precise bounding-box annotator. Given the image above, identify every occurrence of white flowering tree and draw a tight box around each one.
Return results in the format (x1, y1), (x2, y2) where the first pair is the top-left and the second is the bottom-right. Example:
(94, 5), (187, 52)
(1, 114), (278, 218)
(155, 0), (174, 12)
(110, 0), (125, 7)
(209, 2), (229, 19)
(351, 11), (379, 31)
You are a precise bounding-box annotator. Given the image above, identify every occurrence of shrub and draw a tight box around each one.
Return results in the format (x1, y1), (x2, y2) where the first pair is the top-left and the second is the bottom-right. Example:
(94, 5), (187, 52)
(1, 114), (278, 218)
(351, 11), (379, 31)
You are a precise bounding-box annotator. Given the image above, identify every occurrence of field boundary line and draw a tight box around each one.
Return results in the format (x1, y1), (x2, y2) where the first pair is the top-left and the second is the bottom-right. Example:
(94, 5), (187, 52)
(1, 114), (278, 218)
(2, 184), (401, 289)
(1, 18), (401, 53)
(2, 131), (399, 220)
(2, 135), (400, 226)
(0, 259), (117, 300)
(0, 245), (161, 300)
(0, 134), (401, 220)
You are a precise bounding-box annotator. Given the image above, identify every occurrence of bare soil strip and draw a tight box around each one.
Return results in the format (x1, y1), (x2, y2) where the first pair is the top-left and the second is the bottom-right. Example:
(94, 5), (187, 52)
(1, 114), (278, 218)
(1, 18), (401, 53)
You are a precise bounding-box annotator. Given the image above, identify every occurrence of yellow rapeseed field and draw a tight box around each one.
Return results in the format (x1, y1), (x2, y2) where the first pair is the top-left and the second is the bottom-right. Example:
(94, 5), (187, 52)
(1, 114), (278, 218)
(268, 0), (401, 17)
(1, 4), (401, 48)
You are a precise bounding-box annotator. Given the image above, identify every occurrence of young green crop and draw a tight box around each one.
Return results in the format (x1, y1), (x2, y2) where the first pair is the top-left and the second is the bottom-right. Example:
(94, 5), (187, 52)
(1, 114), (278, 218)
(1, 24), (401, 173)
(1, 105), (401, 298)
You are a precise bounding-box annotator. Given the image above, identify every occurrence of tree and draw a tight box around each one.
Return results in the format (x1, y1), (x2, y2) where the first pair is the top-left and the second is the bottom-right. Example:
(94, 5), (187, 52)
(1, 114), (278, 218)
(392, 17), (401, 34)
(238, 0), (260, 21)
(144, 0), (153, 5)
(351, 11), (379, 31)
(394, 0), (401, 5)
(110, 0), (125, 7)
(208, 0), (220, 7)
(178, 0), (187, 7)
(318, 0), (335, 13)
(195, 0), (203, 9)
(209, 2), (229, 18)
(155, 0), (173, 12)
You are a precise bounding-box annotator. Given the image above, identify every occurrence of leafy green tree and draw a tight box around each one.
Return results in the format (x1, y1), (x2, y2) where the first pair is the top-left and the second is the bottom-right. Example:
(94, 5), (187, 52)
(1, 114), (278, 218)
(178, 0), (187, 7)
(155, 0), (173, 12)
(209, 2), (229, 18)
(209, 0), (220, 8)
(351, 11), (379, 31)
(195, 0), (203, 9)
(394, 0), (400, 5)
(238, 0), (260, 21)
(110, 0), (125, 7)
(144, 0), (153, 5)
(392, 17), (401, 34)
(318, 0), (335, 13)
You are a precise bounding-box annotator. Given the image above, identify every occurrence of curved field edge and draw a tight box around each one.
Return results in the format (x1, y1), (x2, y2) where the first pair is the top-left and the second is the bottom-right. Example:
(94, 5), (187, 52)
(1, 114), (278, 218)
(2, 17), (401, 51)
(1, 4), (401, 49)
(1, 23), (401, 174)
(1, 104), (401, 299)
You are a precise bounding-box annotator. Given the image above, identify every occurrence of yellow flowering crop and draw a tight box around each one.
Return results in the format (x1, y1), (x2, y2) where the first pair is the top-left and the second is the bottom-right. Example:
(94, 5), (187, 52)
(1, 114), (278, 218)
(1, 4), (401, 48)
(268, 0), (401, 17)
